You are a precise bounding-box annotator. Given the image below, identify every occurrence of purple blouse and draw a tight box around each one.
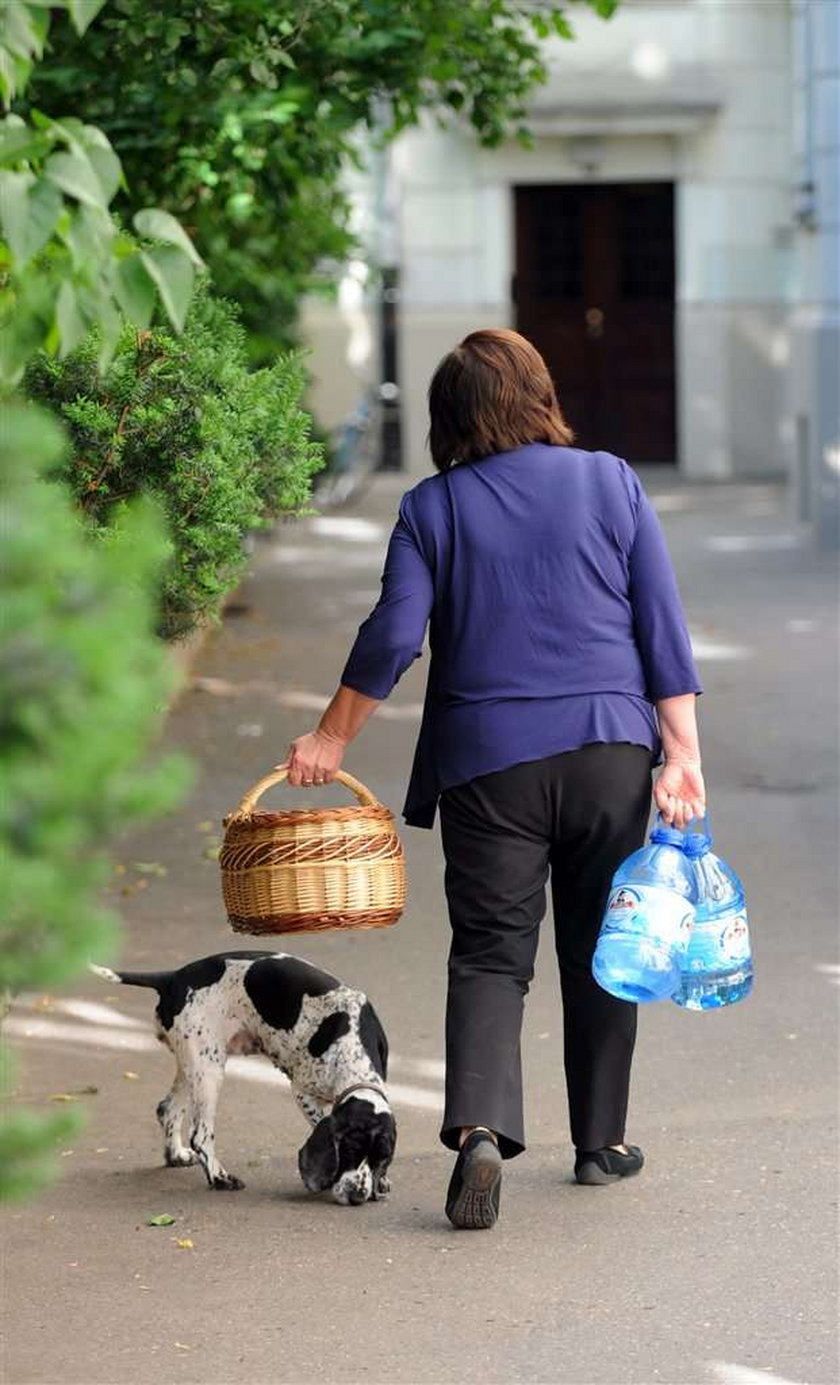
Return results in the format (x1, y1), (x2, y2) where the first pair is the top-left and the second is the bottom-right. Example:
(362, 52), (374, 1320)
(342, 446), (701, 827)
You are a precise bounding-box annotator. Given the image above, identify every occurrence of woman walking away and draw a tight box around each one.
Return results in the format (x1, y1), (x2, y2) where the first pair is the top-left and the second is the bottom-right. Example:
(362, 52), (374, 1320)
(285, 329), (706, 1230)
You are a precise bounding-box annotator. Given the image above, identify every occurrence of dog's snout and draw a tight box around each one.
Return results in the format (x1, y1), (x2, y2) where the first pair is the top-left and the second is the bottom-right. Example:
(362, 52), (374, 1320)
(332, 1163), (374, 1206)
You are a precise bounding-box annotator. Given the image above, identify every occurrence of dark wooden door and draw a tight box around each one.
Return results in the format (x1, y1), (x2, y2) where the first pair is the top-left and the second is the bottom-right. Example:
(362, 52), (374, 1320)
(514, 182), (676, 463)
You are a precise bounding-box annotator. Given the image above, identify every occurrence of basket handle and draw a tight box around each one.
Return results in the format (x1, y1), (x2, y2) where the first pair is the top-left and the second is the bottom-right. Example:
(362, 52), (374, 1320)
(229, 764), (380, 819)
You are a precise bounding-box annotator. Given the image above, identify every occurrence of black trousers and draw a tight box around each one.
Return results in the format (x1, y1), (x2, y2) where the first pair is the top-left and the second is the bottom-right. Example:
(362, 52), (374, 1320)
(439, 743), (653, 1159)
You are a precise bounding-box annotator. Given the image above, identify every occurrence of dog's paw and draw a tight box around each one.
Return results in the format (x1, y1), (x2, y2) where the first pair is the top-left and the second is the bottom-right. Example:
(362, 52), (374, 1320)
(372, 1174), (391, 1201)
(211, 1173), (245, 1191)
(165, 1151), (197, 1168)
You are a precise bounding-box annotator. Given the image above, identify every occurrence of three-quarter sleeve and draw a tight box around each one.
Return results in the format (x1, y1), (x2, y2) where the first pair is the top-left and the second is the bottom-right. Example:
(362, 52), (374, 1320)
(628, 492), (703, 701)
(341, 499), (434, 700)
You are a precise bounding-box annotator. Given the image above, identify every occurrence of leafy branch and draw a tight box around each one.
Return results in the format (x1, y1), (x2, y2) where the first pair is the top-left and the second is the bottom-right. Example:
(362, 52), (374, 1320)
(0, 1), (202, 387)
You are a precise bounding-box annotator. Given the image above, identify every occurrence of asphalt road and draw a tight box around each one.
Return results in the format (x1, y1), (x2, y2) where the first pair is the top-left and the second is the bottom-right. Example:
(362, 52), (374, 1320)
(3, 469), (838, 1385)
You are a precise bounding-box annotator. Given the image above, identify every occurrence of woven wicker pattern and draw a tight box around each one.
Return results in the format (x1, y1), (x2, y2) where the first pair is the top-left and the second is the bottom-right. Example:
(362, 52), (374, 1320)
(220, 767), (406, 935)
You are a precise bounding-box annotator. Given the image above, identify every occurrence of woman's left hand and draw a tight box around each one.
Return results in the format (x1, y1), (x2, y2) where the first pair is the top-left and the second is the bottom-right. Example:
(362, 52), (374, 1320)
(286, 728), (346, 787)
(653, 759), (706, 830)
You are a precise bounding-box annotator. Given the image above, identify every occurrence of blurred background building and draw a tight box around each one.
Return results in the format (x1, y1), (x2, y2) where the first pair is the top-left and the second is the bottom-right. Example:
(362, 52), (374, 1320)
(302, 0), (839, 546)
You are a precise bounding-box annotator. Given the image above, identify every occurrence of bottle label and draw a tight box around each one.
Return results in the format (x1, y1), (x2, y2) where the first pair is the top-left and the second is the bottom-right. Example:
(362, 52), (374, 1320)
(602, 885), (694, 953)
(685, 910), (751, 971)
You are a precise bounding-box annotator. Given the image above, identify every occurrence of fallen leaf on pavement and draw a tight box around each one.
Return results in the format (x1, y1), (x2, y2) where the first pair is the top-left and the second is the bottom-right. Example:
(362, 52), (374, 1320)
(49, 1093), (80, 1103)
(133, 861), (168, 876)
(175, 1238), (194, 1250)
(174, 1343), (192, 1351)
(120, 879), (149, 895)
(146, 1214), (175, 1227)
(123, 1071), (140, 1081)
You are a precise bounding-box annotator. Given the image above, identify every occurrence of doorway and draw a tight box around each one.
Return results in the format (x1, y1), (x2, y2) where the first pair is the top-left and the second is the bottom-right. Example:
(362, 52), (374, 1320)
(514, 182), (677, 464)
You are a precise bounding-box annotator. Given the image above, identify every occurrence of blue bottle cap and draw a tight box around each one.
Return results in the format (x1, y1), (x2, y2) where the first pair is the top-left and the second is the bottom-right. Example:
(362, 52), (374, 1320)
(649, 822), (685, 847)
(682, 832), (712, 858)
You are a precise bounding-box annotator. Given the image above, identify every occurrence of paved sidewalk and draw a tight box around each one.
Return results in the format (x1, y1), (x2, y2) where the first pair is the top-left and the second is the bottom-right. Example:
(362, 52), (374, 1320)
(3, 468), (838, 1385)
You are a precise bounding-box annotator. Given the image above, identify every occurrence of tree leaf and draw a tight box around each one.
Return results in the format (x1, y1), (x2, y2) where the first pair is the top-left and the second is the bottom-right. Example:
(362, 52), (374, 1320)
(18, 177), (62, 263)
(113, 252), (155, 329)
(66, 1), (109, 37)
(260, 101), (299, 127)
(1, 167), (62, 265)
(38, 113), (86, 155)
(44, 151), (107, 210)
(0, 169), (35, 262)
(96, 295), (121, 373)
(56, 280), (90, 357)
(140, 245), (194, 332)
(84, 140), (122, 204)
(550, 15), (575, 41)
(0, 118), (50, 169)
(146, 1213), (175, 1226)
(249, 59), (273, 86)
(61, 203), (112, 269)
(134, 208), (202, 267)
(0, 277), (51, 384)
(0, 0), (49, 62)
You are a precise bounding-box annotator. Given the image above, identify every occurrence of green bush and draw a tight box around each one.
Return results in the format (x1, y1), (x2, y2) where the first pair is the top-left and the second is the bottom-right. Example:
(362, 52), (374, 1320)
(26, 284), (324, 639)
(0, 402), (191, 1198)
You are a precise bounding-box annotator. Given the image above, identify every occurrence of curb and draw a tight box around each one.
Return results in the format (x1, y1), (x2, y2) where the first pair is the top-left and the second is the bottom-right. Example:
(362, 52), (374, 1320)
(166, 616), (221, 707)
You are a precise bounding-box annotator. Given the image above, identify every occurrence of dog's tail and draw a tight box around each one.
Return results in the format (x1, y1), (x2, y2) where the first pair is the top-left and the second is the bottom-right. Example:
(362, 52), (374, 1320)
(89, 963), (169, 991)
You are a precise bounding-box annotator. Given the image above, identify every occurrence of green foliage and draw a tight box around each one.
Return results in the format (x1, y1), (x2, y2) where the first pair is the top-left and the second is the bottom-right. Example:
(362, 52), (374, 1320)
(0, 4), (202, 385)
(0, 2), (107, 107)
(22, 0), (619, 357)
(0, 404), (190, 992)
(26, 285), (325, 638)
(0, 1085), (81, 1202)
(0, 110), (203, 384)
(0, 402), (191, 1199)
(0, 1), (201, 1205)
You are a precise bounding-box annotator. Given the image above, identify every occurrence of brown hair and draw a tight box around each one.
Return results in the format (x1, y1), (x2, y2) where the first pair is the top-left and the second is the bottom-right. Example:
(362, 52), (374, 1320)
(427, 328), (574, 471)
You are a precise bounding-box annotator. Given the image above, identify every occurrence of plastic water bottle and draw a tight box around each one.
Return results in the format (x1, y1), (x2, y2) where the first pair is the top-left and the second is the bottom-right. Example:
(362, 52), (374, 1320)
(592, 818), (696, 1003)
(673, 829), (753, 1010)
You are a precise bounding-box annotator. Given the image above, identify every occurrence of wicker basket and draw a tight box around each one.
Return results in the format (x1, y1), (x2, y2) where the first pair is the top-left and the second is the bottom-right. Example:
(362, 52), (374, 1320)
(220, 766), (406, 935)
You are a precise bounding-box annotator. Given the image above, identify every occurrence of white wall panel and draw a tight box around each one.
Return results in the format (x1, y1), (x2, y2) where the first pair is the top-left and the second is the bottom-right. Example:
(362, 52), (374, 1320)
(399, 189), (477, 253)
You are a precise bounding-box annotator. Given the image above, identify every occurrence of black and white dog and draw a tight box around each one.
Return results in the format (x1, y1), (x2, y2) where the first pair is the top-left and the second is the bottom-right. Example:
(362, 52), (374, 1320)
(92, 950), (396, 1205)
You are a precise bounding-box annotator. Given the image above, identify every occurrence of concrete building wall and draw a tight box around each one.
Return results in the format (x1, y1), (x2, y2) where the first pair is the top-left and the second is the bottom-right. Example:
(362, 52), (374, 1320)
(389, 0), (795, 479)
(790, 0), (840, 548)
(303, 1), (811, 489)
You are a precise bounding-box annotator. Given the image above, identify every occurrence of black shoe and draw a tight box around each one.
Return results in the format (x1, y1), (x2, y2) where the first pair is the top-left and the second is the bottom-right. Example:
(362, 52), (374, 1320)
(445, 1130), (503, 1229)
(574, 1144), (644, 1186)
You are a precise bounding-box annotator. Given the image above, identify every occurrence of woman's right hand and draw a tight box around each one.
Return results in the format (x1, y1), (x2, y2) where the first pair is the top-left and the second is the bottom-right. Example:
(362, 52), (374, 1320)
(654, 760), (706, 829)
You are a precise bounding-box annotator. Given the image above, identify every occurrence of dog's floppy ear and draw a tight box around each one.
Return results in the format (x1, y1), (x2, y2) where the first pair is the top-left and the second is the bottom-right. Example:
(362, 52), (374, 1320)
(298, 1116), (339, 1192)
(359, 1001), (388, 1080)
(373, 1114), (397, 1169)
